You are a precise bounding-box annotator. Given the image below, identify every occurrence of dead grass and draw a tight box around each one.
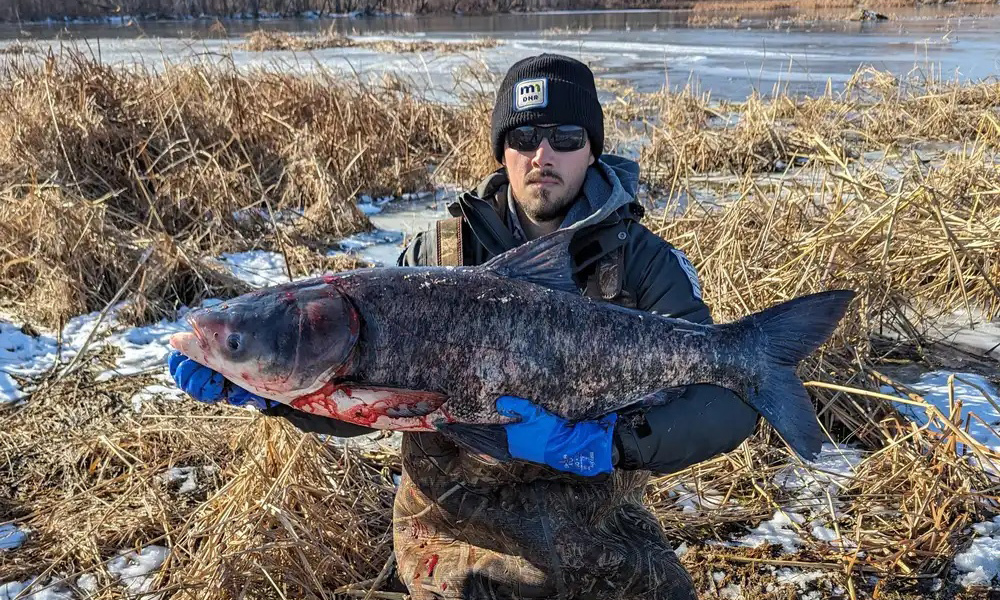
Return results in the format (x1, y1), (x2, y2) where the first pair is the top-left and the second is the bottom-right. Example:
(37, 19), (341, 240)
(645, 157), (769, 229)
(2, 56), (1000, 599)
(0, 42), (37, 55)
(0, 50), (482, 329)
(0, 353), (398, 599)
(241, 29), (500, 54)
(639, 67), (1000, 187)
(644, 108), (1000, 585)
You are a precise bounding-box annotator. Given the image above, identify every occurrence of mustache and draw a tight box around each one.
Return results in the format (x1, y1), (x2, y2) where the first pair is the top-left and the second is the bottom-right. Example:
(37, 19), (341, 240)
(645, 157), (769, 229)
(524, 169), (563, 184)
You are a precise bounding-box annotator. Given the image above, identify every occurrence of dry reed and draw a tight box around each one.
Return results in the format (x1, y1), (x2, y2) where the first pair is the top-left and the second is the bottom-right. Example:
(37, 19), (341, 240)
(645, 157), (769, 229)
(241, 29), (501, 54)
(0, 50), (482, 329)
(2, 54), (1000, 599)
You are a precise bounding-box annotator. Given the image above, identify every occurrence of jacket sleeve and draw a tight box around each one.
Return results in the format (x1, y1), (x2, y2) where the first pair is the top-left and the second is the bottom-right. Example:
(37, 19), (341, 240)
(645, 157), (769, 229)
(613, 225), (759, 475)
(264, 232), (435, 438)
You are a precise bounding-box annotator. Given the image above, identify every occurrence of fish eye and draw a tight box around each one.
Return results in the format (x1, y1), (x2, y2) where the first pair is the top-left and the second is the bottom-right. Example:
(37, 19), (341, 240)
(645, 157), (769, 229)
(226, 333), (242, 352)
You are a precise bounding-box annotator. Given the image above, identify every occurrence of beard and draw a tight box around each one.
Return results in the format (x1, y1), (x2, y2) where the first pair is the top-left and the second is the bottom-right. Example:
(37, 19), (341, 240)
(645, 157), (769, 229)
(519, 169), (577, 223)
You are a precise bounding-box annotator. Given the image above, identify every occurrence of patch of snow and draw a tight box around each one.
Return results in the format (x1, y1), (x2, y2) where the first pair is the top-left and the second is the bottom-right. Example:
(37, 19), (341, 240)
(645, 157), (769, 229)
(778, 443), (863, 515)
(673, 542), (688, 559)
(881, 371), (1000, 453)
(161, 467), (199, 494)
(329, 228), (407, 267)
(810, 524), (840, 542)
(774, 568), (828, 588)
(107, 545), (170, 596)
(1, 320), (59, 403)
(955, 516), (1000, 587)
(76, 574), (98, 594)
(736, 510), (806, 554)
(129, 377), (186, 412)
(2, 302), (209, 404)
(735, 444), (864, 554)
(0, 579), (74, 600)
(216, 250), (291, 288)
(0, 524), (26, 550)
(96, 315), (194, 383)
(669, 483), (734, 514)
(719, 583), (743, 599)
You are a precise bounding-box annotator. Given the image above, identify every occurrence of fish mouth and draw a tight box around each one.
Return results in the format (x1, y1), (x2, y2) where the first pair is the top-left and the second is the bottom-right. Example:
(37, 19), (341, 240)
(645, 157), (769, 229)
(168, 314), (210, 358)
(186, 314), (210, 348)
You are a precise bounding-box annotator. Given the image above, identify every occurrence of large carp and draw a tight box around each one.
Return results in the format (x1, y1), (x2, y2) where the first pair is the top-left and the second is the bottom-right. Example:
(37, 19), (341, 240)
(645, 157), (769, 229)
(169, 228), (853, 460)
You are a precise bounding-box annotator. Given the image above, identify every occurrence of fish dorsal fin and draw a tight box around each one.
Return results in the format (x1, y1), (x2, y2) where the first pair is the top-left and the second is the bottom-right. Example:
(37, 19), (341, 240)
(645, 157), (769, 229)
(481, 228), (581, 294)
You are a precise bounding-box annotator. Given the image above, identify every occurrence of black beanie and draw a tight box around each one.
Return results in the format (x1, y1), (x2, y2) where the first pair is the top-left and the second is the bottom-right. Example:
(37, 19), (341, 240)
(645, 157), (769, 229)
(491, 54), (604, 163)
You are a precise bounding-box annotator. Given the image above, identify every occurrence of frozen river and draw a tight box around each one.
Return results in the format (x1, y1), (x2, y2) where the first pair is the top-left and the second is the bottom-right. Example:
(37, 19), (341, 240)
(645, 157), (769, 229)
(2, 8), (999, 101)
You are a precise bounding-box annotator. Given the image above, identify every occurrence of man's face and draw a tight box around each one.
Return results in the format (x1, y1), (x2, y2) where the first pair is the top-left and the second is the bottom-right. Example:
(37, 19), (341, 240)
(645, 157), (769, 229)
(503, 125), (595, 224)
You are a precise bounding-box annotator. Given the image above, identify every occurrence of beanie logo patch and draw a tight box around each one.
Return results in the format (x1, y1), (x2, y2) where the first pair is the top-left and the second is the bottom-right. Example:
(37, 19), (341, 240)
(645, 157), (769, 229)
(514, 78), (547, 111)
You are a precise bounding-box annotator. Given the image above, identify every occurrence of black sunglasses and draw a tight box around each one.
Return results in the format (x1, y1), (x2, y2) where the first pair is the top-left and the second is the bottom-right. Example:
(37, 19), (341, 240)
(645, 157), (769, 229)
(505, 124), (588, 153)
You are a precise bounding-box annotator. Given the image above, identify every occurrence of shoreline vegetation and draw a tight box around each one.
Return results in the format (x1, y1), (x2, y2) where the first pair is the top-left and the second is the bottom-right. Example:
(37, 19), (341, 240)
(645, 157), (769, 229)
(2, 0), (998, 24)
(1, 51), (999, 598)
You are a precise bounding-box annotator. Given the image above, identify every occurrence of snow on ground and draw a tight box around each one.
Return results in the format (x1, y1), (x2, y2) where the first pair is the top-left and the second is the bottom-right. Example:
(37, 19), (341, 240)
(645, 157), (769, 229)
(160, 465), (218, 494)
(881, 371), (1000, 453)
(1, 304), (209, 407)
(734, 443), (865, 554)
(217, 250), (291, 288)
(954, 516), (1000, 587)
(0, 525), (26, 551)
(0, 579), (74, 600)
(668, 483), (737, 514)
(736, 509), (807, 555)
(106, 545), (170, 596)
(1, 546), (170, 600)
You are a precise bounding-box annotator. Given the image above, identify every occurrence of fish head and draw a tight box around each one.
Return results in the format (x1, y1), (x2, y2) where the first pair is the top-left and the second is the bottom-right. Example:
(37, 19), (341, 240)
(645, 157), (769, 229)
(169, 279), (360, 402)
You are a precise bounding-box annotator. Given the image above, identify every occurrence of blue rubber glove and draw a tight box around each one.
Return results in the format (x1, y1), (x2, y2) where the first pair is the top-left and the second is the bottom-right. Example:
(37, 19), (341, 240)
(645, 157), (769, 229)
(496, 396), (617, 477)
(167, 351), (272, 411)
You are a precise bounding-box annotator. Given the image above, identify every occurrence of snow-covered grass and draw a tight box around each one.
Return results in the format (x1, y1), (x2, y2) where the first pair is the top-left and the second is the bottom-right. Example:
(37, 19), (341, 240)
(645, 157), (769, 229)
(881, 371), (1000, 458)
(0, 579), (73, 600)
(733, 444), (865, 554)
(107, 546), (170, 596)
(736, 510), (808, 555)
(216, 250), (291, 288)
(0, 546), (170, 600)
(0, 304), (207, 406)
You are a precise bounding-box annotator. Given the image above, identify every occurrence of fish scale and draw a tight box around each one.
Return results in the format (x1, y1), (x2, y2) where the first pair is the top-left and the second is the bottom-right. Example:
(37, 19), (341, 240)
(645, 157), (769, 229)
(170, 228), (855, 461)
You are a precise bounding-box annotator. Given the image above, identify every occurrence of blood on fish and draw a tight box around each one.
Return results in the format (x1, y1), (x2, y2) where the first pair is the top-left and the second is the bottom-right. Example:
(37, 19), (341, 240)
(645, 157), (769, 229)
(290, 382), (449, 431)
(426, 554), (439, 577)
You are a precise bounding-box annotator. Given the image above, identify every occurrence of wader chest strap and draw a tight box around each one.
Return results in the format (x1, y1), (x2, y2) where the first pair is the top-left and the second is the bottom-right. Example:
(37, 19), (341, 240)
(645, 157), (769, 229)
(435, 217), (464, 267)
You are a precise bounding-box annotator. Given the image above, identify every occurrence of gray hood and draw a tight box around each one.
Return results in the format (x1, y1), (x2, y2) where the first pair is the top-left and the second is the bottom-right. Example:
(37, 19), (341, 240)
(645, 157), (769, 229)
(560, 154), (641, 230)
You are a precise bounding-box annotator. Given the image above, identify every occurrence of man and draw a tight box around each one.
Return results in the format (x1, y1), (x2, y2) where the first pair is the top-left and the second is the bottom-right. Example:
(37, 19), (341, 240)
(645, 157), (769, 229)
(169, 54), (758, 599)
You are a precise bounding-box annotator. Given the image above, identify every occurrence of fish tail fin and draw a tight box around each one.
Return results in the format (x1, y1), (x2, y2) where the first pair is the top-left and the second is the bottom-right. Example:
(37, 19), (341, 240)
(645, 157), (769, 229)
(733, 290), (855, 460)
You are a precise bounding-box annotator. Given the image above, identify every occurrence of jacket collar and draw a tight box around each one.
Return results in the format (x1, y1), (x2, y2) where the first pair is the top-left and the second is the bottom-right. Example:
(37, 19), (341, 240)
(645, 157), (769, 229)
(449, 155), (643, 256)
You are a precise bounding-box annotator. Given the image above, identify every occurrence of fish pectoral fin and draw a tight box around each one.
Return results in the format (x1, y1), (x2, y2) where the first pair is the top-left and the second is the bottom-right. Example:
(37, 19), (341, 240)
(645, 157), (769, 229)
(480, 228), (581, 295)
(435, 422), (512, 462)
